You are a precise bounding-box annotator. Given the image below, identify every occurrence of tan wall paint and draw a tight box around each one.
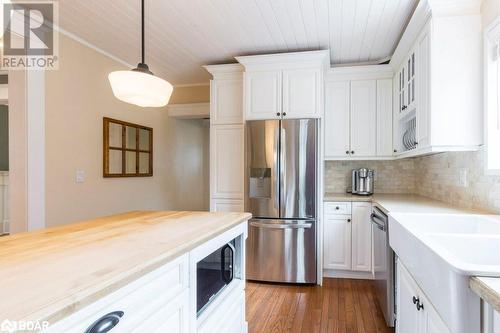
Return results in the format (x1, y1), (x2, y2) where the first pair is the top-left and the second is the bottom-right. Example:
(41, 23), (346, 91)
(169, 85), (210, 104)
(8, 70), (28, 233)
(44, 35), (208, 227)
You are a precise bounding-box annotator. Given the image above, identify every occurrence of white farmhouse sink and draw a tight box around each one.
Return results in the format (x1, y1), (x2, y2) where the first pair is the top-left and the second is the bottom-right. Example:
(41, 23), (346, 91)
(389, 213), (500, 333)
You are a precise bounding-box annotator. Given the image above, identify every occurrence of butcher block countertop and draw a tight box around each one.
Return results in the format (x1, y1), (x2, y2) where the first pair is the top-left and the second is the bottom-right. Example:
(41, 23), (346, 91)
(0, 211), (251, 323)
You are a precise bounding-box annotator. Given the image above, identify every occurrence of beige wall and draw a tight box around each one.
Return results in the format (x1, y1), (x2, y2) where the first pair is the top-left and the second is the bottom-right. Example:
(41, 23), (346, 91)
(44, 35), (208, 227)
(169, 85), (210, 104)
(8, 70), (27, 233)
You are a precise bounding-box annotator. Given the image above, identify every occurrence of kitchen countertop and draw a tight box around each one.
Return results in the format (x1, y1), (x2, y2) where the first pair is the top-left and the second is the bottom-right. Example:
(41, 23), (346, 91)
(324, 193), (486, 214)
(0, 211), (251, 323)
(470, 277), (500, 312)
(326, 192), (499, 306)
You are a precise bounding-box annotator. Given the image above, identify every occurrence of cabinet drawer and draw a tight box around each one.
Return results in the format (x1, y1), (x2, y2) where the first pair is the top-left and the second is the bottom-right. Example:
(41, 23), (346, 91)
(324, 202), (352, 215)
(45, 254), (189, 333)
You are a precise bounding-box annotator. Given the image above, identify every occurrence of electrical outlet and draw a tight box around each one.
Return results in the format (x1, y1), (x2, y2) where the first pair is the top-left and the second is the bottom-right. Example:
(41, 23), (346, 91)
(76, 170), (85, 183)
(458, 168), (468, 188)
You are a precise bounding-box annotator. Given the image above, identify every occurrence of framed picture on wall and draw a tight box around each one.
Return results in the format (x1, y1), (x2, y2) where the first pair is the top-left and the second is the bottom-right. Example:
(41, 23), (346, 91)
(103, 117), (153, 177)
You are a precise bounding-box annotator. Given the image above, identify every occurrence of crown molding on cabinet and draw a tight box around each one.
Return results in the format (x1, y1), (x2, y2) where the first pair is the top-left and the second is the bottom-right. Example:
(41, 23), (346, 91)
(167, 103), (210, 119)
(390, 0), (482, 71)
(326, 65), (394, 81)
(236, 50), (330, 71)
(203, 64), (244, 80)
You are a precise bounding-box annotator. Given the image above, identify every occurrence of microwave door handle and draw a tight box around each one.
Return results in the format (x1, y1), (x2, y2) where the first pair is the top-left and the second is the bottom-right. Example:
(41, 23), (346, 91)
(220, 244), (234, 283)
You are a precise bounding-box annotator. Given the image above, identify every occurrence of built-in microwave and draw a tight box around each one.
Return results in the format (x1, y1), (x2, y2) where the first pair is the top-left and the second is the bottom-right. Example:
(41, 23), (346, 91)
(196, 238), (239, 315)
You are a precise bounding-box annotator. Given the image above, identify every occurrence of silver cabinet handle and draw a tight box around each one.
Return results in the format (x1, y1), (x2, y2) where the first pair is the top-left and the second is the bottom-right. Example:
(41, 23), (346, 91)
(250, 221), (312, 229)
(85, 311), (124, 333)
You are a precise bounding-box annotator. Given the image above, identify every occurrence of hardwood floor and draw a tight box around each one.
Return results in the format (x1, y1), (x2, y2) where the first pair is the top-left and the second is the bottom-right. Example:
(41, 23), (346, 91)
(246, 278), (394, 333)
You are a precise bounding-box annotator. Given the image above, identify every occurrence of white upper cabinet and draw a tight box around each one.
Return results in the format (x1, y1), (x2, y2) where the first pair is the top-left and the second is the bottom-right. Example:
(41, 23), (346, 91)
(325, 81), (350, 157)
(237, 51), (328, 121)
(282, 68), (322, 119)
(391, 1), (482, 157)
(210, 78), (243, 125)
(244, 70), (282, 120)
(350, 80), (377, 157)
(324, 66), (393, 160)
(377, 79), (394, 157)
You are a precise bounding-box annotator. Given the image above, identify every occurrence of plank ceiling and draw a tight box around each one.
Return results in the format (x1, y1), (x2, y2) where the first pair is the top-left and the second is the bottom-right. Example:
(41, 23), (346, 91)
(59, 0), (418, 85)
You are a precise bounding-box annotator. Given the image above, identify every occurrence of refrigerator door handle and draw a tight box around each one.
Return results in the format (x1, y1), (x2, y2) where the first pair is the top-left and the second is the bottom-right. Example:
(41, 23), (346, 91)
(273, 128), (280, 210)
(280, 126), (286, 214)
(250, 221), (313, 229)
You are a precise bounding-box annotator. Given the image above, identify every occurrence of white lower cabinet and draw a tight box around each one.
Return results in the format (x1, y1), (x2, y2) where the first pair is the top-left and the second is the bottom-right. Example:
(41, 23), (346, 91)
(45, 255), (190, 333)
(323, 214), (352, 270)
(482, 302), (500, 333)
(351, 202), (372, 272)
(323, 201), (372, 275)
(198, 287), (245, 333)
(396, 260), (450, 333)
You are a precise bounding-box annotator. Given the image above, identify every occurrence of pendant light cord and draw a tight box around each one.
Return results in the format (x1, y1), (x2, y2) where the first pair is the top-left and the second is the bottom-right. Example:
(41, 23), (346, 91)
(141, 0), (145, 64)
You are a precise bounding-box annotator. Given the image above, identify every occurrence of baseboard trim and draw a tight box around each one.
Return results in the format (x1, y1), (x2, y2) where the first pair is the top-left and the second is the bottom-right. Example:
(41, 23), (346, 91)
(323, 269), (374, 280)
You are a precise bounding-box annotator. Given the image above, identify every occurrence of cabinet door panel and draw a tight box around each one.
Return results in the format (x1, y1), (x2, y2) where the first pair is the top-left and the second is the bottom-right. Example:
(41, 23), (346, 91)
(210, 125), (245, 199)
(244, 71), (281, 120)
(282, 68), (321, 118)
(423, 303), (451, 333)
(325, 81), (350, 158)
(323, 215), (352, 270)
(211, 79), (243, 125)
(377, 79), (393, 156)
(211, 199), (244, 212)
(351, 202), (372, 272)
(396, 262), (421, 333)
(417, 31), (430, 148)
(350, 80), (376, 157)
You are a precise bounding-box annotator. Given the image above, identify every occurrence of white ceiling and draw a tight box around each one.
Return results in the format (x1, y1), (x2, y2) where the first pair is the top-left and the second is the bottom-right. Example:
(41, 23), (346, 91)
(59, 0), (418, 85)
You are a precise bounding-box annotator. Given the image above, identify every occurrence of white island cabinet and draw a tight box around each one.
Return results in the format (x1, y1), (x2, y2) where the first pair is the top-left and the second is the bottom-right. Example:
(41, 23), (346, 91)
(0, 211), (250, 333)
(44, 217), (248, 333)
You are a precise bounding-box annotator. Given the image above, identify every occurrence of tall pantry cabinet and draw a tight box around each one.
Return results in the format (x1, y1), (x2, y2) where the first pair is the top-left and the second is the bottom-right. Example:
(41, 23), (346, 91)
(204, 64), (245, 213)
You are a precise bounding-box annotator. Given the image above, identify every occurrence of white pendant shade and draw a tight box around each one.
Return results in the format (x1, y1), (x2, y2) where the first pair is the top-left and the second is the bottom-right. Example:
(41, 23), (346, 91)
(108, 70), (173, 108)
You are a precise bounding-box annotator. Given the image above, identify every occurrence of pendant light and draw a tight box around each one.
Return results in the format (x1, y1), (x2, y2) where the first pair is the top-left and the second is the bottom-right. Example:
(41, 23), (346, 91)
(108, 0), (173, 107)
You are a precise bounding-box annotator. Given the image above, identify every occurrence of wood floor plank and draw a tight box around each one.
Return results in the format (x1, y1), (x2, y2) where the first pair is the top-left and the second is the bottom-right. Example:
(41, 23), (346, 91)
(246, 278), (394, 333)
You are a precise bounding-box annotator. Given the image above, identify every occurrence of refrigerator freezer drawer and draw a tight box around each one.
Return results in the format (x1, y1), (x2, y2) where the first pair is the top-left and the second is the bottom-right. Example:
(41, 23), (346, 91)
(246, 219), (316, 283)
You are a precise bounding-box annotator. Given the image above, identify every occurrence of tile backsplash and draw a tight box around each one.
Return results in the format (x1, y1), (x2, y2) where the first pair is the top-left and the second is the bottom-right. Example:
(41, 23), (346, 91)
(324, 148), (500, 213)
(324, 159), (416, 194)
(414, 149), (500, 213)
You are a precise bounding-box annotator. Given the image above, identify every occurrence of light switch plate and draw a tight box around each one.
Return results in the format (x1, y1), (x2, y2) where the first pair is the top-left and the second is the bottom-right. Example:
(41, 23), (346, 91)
(76, 170), (85, 183)
(458, 168), (468, 187)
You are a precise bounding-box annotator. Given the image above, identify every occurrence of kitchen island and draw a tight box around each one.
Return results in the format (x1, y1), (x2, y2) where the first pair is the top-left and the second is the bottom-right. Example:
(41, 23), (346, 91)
(0, 211), (251, 332)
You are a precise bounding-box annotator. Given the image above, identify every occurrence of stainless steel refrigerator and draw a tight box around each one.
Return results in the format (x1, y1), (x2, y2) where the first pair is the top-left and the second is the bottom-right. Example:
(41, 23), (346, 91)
(246, 119), (317, 283)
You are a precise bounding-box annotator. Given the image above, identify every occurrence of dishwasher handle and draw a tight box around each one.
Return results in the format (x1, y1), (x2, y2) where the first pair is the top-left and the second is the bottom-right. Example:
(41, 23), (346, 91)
(371, 213), (386, 232)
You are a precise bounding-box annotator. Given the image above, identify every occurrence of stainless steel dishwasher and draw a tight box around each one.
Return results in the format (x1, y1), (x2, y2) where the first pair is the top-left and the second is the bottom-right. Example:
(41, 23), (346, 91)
(371, 206), (396, 327)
